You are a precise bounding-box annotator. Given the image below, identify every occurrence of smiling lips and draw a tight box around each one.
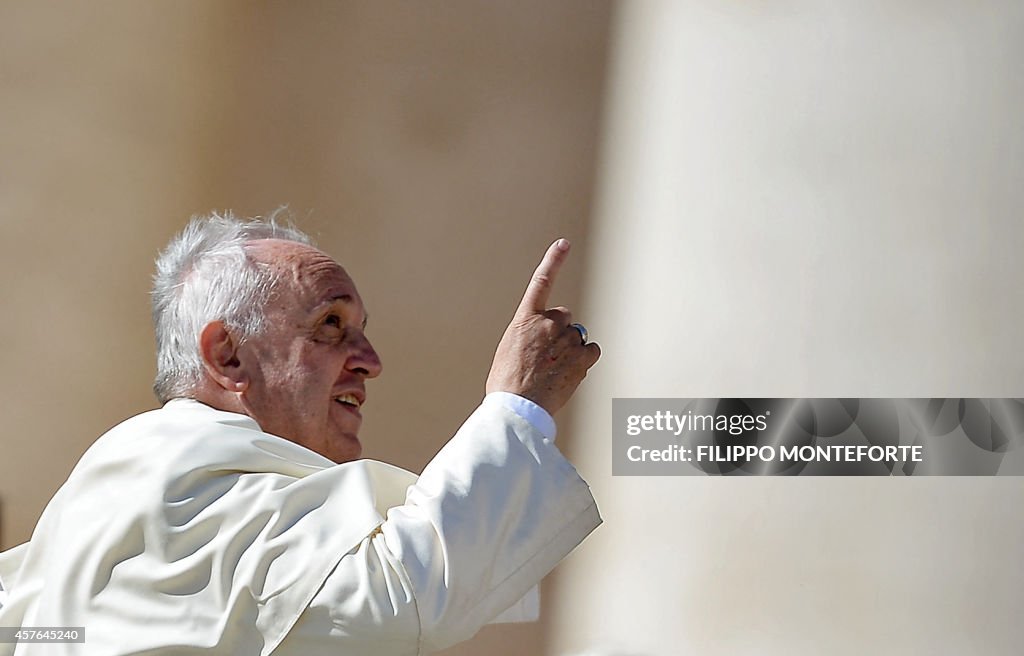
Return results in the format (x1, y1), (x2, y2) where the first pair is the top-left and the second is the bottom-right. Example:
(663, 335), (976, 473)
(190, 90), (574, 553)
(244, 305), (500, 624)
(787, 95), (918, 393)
(333, 392), (364, 411)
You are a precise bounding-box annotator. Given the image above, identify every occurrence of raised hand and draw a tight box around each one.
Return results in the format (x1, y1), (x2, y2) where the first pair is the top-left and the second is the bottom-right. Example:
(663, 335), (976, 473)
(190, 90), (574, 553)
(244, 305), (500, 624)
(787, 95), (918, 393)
(485, 239), (601, 416)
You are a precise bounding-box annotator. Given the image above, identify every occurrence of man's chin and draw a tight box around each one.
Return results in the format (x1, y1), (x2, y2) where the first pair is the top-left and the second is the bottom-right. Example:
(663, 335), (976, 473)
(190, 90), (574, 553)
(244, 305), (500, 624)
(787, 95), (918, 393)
(327, 407), (363, 461)
(325, 432), (362, 464)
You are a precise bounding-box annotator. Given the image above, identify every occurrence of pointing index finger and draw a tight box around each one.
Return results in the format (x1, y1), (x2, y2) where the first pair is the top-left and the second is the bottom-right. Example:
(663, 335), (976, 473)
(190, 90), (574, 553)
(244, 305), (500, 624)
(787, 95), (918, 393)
(517, 238), (570, 315)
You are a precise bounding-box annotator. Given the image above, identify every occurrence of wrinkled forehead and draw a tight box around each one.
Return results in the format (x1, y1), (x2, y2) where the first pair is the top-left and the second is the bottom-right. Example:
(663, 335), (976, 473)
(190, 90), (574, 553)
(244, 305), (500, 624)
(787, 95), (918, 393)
(246, 239), (364, 314)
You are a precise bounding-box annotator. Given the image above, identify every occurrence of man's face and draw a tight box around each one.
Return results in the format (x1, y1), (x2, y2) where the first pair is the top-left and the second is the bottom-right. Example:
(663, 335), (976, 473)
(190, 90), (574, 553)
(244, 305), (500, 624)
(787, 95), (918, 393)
(236, 240), (382, 463)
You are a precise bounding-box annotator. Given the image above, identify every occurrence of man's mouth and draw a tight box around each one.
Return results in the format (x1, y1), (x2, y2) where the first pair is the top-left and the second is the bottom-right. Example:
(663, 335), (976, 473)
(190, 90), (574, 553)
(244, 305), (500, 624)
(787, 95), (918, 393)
(334, 393), (363, 410)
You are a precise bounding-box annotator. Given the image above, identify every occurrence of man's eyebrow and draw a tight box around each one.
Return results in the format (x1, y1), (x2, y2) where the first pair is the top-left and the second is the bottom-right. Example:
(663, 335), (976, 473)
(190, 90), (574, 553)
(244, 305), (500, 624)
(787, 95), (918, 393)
(319, 294), (368, 329)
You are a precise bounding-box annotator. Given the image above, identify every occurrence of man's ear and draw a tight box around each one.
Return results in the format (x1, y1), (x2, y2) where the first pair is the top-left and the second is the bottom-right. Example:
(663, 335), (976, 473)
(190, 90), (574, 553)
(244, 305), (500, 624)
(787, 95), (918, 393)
(199, 321), (248, 392)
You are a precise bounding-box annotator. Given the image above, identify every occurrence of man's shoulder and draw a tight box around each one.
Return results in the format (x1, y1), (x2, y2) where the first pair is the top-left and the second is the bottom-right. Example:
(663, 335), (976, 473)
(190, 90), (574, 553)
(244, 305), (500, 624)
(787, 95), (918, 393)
(101, 397), (261, 442)
(85, 399), (325, 469)
(60, 399), (340, 515)
(77, 399), (258, 470)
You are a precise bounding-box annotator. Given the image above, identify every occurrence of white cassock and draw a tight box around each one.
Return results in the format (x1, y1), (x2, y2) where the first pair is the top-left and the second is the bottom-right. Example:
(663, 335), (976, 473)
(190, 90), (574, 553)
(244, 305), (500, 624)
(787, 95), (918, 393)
(0, 396), (600, 655)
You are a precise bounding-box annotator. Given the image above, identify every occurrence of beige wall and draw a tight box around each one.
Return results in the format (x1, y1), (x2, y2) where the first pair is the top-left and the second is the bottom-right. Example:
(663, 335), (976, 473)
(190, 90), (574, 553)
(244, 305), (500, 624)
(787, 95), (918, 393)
(0, 0), (236, 545)
(551, 2), (1024, 655)
(0, 2), (612, 655)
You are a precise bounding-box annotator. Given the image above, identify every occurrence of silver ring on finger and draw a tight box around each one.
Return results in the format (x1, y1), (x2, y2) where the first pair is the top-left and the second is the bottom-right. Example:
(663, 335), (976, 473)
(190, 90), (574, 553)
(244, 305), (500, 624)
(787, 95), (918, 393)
(569, 322), (589, 346)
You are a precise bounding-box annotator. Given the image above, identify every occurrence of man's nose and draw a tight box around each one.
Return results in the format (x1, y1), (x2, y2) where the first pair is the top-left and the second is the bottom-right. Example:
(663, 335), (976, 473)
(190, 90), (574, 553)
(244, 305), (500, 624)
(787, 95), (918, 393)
(347, 333), (383, 379)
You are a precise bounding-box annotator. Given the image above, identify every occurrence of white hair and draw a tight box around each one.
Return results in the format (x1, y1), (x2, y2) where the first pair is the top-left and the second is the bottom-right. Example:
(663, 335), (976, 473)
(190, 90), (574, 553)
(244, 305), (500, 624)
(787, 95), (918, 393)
(151, 210), (313, 402)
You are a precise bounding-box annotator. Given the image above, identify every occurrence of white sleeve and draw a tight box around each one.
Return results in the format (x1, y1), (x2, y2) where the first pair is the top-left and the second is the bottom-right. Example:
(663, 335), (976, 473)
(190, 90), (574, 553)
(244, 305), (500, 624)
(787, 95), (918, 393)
(481, 391), (557, 441)
(381, 401), (600, 652)
(280, 401), (601, 655)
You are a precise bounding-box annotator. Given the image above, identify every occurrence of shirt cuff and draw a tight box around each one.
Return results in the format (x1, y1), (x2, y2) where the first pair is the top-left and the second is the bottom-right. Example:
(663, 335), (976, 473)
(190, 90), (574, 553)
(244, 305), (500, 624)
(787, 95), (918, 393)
(482, 392), (557, 442)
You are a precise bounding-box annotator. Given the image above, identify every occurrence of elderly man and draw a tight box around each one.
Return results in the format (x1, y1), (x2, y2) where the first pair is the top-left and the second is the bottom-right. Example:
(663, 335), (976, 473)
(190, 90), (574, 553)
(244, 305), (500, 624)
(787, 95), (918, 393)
(0, 213), (601, 655)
